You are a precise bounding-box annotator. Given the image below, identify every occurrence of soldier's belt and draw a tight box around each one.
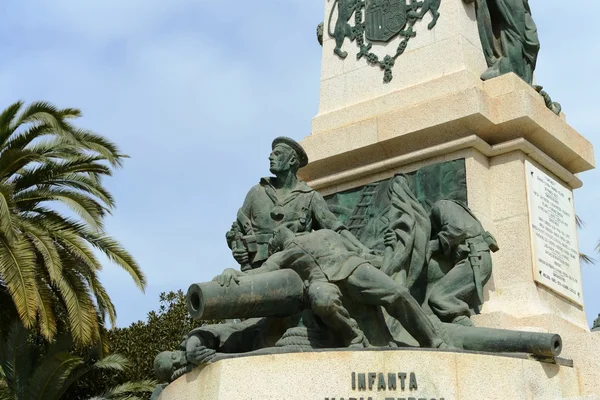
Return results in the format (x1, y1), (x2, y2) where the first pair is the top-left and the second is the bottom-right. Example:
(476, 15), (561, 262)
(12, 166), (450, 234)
(465, 232), (498, 253)
(465, 239), (491, 253)
(242, 234), (272, 252)
(482, 231), (499, 252)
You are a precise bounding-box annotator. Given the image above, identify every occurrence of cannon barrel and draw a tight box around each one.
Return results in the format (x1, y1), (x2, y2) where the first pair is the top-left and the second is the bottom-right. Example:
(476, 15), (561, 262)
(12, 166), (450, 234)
(442, 323), (562, 357)
(187, 270), (305, 320)
(187, 271), (562, 358)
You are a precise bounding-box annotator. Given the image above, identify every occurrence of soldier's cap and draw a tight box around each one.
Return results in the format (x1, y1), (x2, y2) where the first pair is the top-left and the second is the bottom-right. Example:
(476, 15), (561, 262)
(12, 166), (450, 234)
(272, 136), (308, 168)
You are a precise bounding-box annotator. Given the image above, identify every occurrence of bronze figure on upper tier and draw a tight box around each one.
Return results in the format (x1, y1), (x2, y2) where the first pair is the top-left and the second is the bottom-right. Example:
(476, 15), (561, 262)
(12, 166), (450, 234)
(463, 0), (562, 114)
(463, 0), (539, 84)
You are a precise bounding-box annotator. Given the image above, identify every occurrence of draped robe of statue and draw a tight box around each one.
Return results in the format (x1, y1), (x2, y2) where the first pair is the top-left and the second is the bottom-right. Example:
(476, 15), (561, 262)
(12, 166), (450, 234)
(473, 0), (540, 84)
(382, 174), (432, 345)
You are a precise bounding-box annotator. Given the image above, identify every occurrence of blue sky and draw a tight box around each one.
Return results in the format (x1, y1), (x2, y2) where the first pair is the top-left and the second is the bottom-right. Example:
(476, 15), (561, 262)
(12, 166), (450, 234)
(0, 0), (599, 329)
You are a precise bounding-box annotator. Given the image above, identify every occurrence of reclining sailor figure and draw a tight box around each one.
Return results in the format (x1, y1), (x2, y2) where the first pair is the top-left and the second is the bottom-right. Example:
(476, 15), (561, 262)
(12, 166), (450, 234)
(215, 226), (449, 350)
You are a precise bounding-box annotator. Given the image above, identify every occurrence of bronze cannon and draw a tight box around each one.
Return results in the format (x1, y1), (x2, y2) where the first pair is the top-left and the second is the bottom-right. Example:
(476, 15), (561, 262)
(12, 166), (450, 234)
(186, 270), (562, 357)
(442, 323), (562, 357)
(187, 270), (305, 321)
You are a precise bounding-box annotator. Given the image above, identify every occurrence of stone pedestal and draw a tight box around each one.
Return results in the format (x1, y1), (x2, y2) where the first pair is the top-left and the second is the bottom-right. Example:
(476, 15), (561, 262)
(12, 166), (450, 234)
(163, 0), (598, 399)
(298, 0), (599, 397)
(159, 349), (590, 400)
(317, 0), (486, 130)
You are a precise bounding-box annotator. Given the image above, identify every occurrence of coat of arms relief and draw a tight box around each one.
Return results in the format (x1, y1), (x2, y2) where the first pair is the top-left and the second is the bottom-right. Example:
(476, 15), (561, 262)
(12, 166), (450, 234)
(328, 0), (441, 82)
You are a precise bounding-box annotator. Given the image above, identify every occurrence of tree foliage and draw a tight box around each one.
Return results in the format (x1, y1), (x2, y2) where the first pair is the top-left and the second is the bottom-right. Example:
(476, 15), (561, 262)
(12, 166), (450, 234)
(69, 291), (216, 397)
(576, 215), (599, 265)
(0, 321), (154, 400)
(0, 100), (145, 346)
(107, 290), (214, 383)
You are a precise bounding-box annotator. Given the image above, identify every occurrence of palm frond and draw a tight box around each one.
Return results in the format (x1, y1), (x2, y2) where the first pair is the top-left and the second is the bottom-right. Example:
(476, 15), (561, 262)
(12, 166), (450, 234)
(72, 257), (117, 328)
(12, 159), (112, 193)
(88, 275), (117, 328)
(4, 105), (79, 152)
(0, 101), (23, 146)
(24, 140), (81, 159)
(87, 380), (156, 400)
(0, 100), (141, 346)
(54, 157), (113, 177)
(58, 108), (82, 120)
(34, 275), (58, 341)
(0, 149), (45, 181)
(25, 351), (84, 400)
(11, 101), (74, 142)
(92, 354), (130, 371)
(0, 184), (17, 243)
(580, 252), (596, 265)
(0, 321), (31, 398)
(19, 219), (62, 281)
(4, 124), (54, 152)
(0, 237), (37, 327)
(22, 208), (85, 230)
(0, 101), (23, 129)
(40, 174), (115, 209)
(92, 322), (111, 357)
(51, 227), (103, 272)
(14, 188), (107, 231)
(54, 262), (99, 345)
(85, 234), (146, 291)
(55, 353), (130, 400)
(70, 129), (128, 168)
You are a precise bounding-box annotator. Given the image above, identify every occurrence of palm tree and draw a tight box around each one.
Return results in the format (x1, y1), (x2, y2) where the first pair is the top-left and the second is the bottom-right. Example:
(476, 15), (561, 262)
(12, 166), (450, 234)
(0, 322), (155, 400)
(0, 101), (146, 345)
(576, 215), (597, 265)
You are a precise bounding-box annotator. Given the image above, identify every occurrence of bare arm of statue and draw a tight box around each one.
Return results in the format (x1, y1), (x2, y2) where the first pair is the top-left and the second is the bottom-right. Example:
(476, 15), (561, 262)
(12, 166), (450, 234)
(214, 250), (287, 287)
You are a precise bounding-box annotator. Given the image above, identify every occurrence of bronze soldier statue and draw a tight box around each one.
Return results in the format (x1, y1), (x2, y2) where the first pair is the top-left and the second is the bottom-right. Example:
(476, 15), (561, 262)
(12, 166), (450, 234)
(153, 139), (566, 391)
(426, 200), (499, 326)
(153, 138), (373, 383)
(216, 226), (449, 350)
(227, 136), (369, 271)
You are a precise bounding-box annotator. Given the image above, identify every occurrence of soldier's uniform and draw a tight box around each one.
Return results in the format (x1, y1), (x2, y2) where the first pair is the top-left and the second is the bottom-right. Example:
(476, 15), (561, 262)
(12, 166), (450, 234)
(260, 229), (445, 349)
(428, 200), (499, 326)
(213, 136), (369, 352)
(229, 177), (345, 269)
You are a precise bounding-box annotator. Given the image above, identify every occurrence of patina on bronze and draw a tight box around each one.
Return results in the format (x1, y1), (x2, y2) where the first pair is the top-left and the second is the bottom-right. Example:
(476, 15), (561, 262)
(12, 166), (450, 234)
(226, 136), (368, 270)
(155, 138), (568, 388)
(187, 269), (304, 321)
(462, 0), (561, 114)
(442, 323), (562, 357)
(463, 0), (539, 84)
(327, 0), (441, 82)
(186, 267), (563, 358)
